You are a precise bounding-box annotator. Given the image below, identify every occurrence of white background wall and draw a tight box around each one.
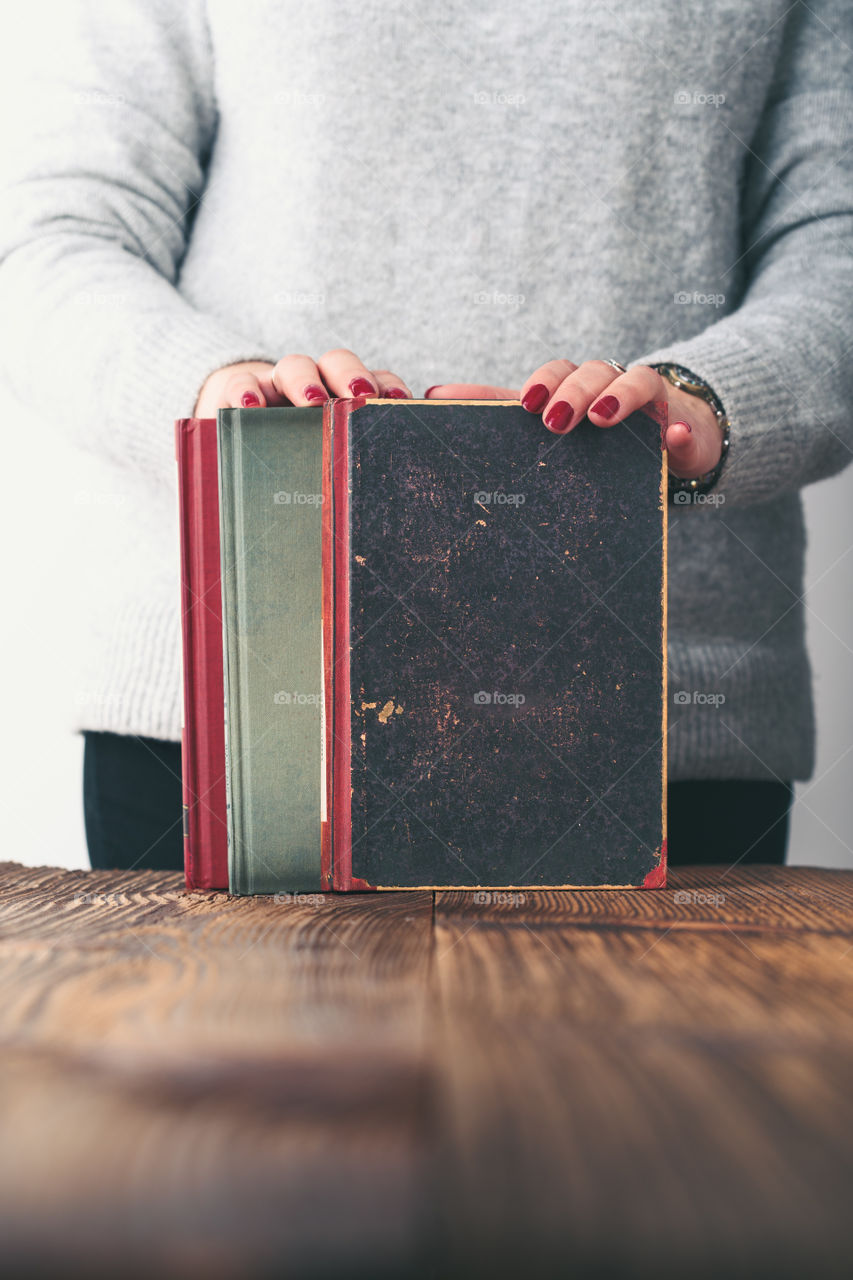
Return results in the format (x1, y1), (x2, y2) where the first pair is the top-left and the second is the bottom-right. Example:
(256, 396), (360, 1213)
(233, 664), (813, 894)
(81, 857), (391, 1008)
(0, 388), (850, 873)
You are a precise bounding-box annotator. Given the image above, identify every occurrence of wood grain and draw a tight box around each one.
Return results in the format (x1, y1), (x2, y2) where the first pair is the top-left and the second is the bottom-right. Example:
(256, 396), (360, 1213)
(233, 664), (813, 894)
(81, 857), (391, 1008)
(0, 863), (437, 1278)
(0, 861), (851, 1278)
(431, 870), (853, 1279)
(438, 865), (853, 934)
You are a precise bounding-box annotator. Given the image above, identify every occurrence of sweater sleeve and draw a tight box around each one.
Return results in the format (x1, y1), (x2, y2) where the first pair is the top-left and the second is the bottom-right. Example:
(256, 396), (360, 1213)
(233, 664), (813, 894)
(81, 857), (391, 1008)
(634, 0), (853, 507)
(0, 0), (277, 486)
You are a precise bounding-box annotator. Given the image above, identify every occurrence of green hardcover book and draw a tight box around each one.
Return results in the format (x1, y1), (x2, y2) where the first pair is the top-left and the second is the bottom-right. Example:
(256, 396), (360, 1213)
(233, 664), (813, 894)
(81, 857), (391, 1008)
(216, 397), (667, 894)
(218, 406), (327, 895)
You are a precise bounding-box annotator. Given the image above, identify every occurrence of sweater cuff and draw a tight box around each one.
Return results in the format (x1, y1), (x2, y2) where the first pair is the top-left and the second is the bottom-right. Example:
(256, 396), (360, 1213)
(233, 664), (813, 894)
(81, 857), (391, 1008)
(109, 304), (278, 482)
(633, 325), (802, 506)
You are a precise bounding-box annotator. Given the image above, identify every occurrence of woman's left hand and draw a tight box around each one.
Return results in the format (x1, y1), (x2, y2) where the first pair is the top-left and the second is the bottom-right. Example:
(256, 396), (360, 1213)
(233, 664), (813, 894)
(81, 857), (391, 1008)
(424, 360), (722, 482)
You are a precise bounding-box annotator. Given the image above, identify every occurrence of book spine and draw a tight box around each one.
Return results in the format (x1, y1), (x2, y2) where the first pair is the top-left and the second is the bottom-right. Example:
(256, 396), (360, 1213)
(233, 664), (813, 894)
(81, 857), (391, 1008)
(331, 396), (377, 891)
(192, 417), (229, 890)
(175, 417), (229, 890)
(220, 407), (326, 894)
(331, 397), (352, 890)
(175, 421), (194, 888)
(321, 401), (334, 890)
(217, 412), (239, 893)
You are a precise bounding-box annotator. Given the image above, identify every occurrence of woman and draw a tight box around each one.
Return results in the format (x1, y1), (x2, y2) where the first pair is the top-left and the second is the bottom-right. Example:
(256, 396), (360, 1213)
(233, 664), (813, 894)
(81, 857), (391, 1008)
(1, 0), (850, 871)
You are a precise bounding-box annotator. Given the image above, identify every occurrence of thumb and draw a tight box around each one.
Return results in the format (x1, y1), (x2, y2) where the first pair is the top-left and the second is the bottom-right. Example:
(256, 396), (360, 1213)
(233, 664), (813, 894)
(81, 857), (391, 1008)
(665, 419), (722, 479)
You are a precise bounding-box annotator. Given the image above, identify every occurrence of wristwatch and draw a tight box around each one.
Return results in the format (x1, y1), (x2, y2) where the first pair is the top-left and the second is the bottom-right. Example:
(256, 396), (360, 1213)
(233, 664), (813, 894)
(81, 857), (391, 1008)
(650, 362), (731, 499)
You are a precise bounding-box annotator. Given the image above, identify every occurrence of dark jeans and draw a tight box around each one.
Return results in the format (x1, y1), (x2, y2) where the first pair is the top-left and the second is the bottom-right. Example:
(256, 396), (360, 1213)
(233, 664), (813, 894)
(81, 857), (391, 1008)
(82, 730), (794, 873)
(83, 731), (185, 872)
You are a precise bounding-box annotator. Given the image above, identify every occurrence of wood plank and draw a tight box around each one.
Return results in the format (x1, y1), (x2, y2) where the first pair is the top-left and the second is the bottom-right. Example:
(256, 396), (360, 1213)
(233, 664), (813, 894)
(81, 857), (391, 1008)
(431, 873), (853, 1279)
(0, 863), (437, 1278)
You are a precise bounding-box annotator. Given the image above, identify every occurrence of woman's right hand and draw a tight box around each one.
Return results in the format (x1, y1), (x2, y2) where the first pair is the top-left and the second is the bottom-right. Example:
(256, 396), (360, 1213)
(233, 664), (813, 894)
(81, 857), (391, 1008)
(193, 349), (413, 416)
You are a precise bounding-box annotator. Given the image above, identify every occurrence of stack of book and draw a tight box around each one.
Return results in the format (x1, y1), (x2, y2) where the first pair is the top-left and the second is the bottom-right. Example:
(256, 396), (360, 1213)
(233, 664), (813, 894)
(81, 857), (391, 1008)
(176, 396), (667, 894)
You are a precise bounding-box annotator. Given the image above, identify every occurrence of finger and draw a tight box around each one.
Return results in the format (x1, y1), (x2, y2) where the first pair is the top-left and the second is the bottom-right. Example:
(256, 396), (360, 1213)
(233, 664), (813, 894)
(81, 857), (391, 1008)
(253, 367), (289, 407)
(424, 382), (520, 399)
(372, 370), (413, 399)
(221, 368), (269, 410)
(665, 420), (722, 478)
(316, 348), (379, 397)
(269, 354), (330, 406)
(518, 359), (578, 413)
(541, 360), (625, 434)
(585, 365), (664, 428)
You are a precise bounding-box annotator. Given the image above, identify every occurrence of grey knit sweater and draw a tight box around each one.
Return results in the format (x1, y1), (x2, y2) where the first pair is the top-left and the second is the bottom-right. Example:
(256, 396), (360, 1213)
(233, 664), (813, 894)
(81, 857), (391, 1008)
(1, 0), (851, 782)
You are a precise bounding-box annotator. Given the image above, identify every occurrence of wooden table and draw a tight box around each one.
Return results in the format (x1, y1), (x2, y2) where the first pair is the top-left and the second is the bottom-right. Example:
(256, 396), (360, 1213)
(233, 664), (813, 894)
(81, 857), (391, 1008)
(0, 862), (851, 1279)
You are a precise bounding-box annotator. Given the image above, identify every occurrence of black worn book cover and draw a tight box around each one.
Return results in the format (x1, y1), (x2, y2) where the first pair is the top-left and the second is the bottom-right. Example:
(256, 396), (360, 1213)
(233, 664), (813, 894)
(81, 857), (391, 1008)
(341, 399), (666, 889)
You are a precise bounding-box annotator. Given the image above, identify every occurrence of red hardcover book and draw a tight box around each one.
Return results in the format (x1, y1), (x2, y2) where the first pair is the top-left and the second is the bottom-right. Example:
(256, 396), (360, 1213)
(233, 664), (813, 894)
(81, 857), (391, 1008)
(175, 417), (228, 890)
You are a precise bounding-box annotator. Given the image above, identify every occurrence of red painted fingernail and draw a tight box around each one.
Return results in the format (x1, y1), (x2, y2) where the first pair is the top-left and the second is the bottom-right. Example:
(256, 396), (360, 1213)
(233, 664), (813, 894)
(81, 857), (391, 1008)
(544, 401), (574, 433)
(423, 385), (441, 397)
(384, 387), (409, 399)
(521, 383), (549, 413)
(349, 377), (375, 396)
(591, 394), (620, 420)
(670, 419), (692, 433)
(241, 392), (260, 407)
(304, 384), (327, 403)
